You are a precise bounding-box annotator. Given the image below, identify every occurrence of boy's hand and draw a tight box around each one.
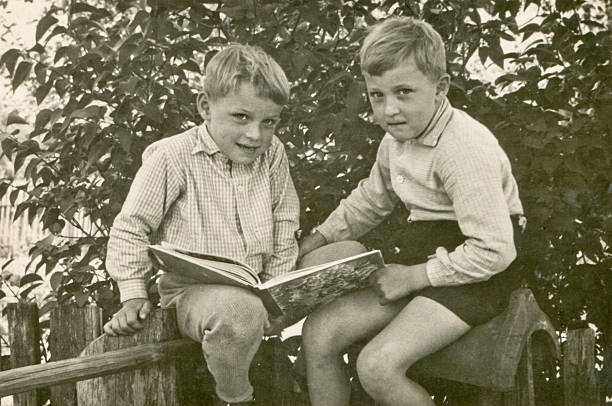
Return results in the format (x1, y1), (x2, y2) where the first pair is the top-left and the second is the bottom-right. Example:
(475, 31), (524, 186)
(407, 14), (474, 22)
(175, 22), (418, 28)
(264, 314), (286, 336)
(370, 263), (431, 305)
(298, 231), (327, 260)
(104, 298), (152, 336)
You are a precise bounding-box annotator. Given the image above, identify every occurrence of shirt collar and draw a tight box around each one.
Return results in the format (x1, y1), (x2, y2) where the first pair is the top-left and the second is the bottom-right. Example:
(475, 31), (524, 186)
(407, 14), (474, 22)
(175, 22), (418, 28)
(192, 123), (220, 156)
(414, 97), (453, 147)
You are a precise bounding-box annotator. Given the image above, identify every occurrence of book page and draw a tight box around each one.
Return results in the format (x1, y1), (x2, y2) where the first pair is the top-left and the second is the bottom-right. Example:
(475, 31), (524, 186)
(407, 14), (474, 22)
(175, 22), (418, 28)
(150, 245), (261, 286)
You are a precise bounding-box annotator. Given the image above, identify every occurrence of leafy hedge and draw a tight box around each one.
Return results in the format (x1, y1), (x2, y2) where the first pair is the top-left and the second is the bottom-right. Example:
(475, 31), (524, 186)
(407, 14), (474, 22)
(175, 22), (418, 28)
(0, 0), (609, 401)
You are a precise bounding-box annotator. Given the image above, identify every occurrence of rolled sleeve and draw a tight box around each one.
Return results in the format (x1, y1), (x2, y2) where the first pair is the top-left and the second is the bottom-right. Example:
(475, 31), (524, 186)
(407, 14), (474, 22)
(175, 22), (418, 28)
(430, 140), (516, 285)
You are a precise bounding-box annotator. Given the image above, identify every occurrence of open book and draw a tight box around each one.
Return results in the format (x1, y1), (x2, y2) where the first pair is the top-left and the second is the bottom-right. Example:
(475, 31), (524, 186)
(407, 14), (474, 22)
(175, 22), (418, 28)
(149, 243), (384, 324)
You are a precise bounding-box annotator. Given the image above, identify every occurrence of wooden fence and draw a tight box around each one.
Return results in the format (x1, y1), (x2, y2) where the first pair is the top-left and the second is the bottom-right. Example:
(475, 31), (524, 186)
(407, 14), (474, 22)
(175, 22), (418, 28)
(0, 301), (602, 406)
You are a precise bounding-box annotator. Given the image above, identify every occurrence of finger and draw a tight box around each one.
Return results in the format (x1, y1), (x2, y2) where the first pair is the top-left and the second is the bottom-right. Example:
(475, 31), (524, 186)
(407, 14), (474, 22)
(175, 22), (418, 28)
(117, 312), (137, 335)
(139, 301), (152, 321)
(103, 320), (116, 336)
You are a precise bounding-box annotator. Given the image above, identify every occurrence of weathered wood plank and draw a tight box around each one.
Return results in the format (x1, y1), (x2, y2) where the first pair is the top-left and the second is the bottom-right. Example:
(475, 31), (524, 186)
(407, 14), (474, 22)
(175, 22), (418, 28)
(0, 338), (200, 397)
(503, 339), (534, 406)
(49, 304), (103, 406)
(76, 308), (204, 406)
(563, 327), (598, 406)
(7, 302), (41, 406)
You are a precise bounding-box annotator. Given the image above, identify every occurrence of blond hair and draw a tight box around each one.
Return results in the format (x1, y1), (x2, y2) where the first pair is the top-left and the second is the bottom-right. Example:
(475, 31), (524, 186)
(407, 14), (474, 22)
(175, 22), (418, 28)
(360, 17), (446, 81)
(203, 44), (290, 105)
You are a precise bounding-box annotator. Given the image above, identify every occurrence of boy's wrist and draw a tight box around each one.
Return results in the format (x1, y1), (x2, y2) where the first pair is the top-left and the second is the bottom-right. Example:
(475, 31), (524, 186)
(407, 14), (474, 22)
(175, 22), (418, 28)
(117, 279), (149, 303)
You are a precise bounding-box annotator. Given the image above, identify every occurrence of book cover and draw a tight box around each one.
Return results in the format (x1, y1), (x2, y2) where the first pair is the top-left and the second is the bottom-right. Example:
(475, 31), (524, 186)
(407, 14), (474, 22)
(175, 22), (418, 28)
(148, 244), (384, 322)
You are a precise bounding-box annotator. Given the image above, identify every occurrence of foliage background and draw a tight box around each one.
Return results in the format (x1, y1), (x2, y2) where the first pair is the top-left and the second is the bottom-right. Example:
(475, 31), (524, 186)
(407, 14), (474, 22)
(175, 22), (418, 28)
(0, 0), (609, 403)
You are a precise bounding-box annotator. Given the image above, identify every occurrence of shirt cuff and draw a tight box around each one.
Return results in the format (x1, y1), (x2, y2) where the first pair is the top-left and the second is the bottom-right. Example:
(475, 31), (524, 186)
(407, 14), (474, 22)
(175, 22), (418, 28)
(118, 279), (149, 302)
(314, 222), (335, 244)
(425, 246), (455, 287)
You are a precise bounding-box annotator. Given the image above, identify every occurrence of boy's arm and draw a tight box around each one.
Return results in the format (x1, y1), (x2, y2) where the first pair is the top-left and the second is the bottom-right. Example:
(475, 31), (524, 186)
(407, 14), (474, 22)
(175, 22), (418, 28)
(260, 138), (300, 281)
(427, 142), (517, 286)
(315, 135), (399, 245)
(106, 146), (182, 302)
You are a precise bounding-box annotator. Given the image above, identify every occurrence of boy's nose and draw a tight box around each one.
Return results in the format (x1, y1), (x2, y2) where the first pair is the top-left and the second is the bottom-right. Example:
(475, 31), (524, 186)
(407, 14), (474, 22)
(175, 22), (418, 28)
(384, 98), (400, 116)
(245, 124), (262, 141)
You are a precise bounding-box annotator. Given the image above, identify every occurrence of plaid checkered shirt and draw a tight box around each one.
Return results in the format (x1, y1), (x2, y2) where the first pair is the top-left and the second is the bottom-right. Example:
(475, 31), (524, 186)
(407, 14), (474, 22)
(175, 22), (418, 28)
(107, 124), (300, 302)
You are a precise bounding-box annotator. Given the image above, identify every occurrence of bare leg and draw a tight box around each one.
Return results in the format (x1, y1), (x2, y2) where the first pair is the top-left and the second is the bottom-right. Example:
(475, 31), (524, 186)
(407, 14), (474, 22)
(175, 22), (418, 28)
(302, 287), (410, 406)
(356, 296), (470, 406)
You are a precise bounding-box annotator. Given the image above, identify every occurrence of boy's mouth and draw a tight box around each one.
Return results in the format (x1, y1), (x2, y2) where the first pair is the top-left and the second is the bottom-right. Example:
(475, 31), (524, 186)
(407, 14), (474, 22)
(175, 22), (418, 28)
(236, 143), (259, 153)
(387, 121), (407, 126)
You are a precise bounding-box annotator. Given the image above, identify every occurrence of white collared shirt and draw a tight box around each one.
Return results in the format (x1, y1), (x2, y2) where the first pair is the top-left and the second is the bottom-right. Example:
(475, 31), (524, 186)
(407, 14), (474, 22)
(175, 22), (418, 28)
(317, 99), (523, 286)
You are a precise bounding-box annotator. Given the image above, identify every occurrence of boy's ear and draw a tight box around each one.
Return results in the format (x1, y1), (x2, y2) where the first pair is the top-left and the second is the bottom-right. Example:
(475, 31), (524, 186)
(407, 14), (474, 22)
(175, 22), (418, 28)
(435, 74), (451, 97)
(196, 92), (210, 120)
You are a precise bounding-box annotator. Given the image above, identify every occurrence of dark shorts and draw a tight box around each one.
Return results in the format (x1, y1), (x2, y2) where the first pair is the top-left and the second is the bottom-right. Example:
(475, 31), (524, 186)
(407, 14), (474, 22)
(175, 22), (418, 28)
(398, 216), (524, 326)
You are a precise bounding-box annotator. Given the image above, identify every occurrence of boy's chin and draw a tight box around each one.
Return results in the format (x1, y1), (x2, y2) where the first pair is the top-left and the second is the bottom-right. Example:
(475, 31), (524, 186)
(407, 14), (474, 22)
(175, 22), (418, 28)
(388, 130), (419, 143)
(228, 151), (262, 165)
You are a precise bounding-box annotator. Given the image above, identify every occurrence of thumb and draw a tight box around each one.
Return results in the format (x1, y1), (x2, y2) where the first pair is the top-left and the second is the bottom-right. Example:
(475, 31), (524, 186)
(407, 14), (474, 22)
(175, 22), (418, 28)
(139, 301), (152, 320)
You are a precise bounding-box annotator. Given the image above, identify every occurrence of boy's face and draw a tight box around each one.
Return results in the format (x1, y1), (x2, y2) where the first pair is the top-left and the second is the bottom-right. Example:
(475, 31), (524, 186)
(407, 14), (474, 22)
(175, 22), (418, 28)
(199, 82), (282, 164)
(364, 54), (449, 142)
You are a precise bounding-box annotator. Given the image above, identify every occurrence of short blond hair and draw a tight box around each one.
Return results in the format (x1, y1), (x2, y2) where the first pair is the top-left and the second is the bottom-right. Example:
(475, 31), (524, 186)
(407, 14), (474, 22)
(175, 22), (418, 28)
(203, 44), (290, 105)
(360, 17), (446, 81)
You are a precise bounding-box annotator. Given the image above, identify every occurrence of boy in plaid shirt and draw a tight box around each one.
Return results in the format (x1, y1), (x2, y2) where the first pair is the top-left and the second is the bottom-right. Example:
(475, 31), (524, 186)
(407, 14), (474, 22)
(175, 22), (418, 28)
(104, 44), (300, 406)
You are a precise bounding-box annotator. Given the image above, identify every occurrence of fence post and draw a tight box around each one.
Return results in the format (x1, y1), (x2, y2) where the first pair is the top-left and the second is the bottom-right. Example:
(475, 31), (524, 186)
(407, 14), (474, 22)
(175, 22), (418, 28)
(563, 326), (598, 406)
(7, 302), (41, 406)
(49, 304), (103, 406)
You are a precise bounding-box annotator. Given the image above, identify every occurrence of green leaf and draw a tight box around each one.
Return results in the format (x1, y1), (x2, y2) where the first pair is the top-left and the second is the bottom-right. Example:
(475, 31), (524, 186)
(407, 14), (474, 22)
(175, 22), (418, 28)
(478, 47), (488, 65)
(1, 137), (19, 158)
(74, 290), (91, 307)
(6, 111), (28, 126)
(35, 81), (53, 105)
(12, 61), (33, 91)
(13, 201), (29, 221)
(34, 62), (47, 84)
(116, 127), (133, 153)
(36, 13), (58, 42)
(35, 109), (52, 129)
(0, 181), (9, 200)
(50, 272), (64, 292)
(46, 25), (67, 41)
(20, 281), (43, 299)
(0, 48), (20, 75)
(20, 273), (43, 287)
(9, 188), (20, 206)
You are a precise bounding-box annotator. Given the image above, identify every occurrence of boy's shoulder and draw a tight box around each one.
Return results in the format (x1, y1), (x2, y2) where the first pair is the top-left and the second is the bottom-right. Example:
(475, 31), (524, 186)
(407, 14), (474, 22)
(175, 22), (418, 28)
(142, 126), (199, 161)
(437, 106), (500, 152)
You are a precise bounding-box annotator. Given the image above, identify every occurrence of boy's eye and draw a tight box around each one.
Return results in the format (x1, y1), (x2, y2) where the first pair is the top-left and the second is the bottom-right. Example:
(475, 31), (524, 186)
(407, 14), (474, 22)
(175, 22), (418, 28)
(262, 119), (278, 127)
(398, 88), (413, 96)
(368, 91), (383, 100)
(232, 113), (249, 121)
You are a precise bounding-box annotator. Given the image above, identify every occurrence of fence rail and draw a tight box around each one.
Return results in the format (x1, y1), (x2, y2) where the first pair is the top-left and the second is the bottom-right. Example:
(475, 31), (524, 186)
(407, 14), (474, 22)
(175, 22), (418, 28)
(0, 301), (602, 406)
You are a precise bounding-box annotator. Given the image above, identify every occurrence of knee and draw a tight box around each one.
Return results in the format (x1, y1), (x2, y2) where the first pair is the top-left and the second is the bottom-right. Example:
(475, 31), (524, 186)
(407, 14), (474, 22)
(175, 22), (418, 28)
(298, 240), (368, 269)
(356, 342), (406, 396)
(302, 312), (343, 358)
(209, 293), (267, 342)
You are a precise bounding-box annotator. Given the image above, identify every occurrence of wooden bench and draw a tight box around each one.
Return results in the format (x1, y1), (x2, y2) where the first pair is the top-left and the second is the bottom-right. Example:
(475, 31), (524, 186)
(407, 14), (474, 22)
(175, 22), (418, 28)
(408, 287), (560, 405)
